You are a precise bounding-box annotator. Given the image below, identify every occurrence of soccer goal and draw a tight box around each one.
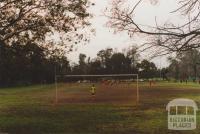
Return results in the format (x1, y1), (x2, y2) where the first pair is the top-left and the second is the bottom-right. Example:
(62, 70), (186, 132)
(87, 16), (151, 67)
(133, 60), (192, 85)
(55, 74), (139, 105)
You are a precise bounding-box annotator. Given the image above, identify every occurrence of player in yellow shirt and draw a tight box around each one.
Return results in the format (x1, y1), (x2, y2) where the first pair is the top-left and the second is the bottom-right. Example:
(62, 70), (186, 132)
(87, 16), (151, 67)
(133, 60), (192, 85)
(90, 84), (96, 96)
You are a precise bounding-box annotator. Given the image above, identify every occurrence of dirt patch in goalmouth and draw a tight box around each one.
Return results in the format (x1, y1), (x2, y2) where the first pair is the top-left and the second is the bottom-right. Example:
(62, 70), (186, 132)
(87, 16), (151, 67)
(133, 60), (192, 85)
(56, 84), (138, 105)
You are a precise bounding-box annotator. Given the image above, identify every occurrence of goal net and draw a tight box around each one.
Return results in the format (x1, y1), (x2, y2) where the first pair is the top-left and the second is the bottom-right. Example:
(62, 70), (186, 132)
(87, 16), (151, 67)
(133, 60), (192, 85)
(55, 74), (139, 105)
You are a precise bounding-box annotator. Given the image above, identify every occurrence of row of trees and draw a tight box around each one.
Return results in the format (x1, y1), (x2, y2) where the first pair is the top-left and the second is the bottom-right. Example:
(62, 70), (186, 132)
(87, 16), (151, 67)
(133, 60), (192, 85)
(70, 47), (159, 78)
(2, 39), (200, 87)
(70, 48), (200, 82)
(0, 44), (163, 87)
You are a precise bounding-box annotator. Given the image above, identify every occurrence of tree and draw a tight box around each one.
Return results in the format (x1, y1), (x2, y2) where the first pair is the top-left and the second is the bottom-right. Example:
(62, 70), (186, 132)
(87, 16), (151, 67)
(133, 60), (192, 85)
(0, 0), (94, 51)
(105, 0), (200, 56)
(137, 59), (157, 79)
(167, 57), (180, 80)
(110, 53), (126, 73)
(179, 49), (200, 80)
(97, 48), (113, 73)
(168, 49), (200, 81)
(0, 0), (94, 86)
(160, 68), (169, 80)
(89, 59), (102, 74)
(123, 46), (139, 73)
(78, 53), (87, 74)
(0, 40), (71, 87)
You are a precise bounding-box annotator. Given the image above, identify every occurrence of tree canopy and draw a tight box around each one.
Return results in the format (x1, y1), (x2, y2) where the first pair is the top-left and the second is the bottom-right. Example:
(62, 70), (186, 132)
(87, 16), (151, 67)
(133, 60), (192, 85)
(0, 0), (94, 52)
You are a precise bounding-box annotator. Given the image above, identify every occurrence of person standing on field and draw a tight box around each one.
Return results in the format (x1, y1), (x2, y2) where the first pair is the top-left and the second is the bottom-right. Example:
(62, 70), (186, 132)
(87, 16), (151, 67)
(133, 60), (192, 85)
(90, 84), (96, 96)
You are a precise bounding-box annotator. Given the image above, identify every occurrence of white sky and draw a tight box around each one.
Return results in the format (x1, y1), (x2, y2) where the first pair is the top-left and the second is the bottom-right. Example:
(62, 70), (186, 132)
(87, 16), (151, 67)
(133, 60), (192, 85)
(67, 0), (182, 68)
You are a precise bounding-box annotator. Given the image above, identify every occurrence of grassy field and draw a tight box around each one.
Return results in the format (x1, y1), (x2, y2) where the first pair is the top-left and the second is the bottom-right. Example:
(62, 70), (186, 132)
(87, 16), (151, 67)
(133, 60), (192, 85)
(0, 82), (200, 133)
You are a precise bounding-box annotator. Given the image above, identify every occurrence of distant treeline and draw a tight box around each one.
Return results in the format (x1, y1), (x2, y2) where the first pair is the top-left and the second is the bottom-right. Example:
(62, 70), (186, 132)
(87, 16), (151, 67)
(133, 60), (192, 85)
(0, 42), (168, 87)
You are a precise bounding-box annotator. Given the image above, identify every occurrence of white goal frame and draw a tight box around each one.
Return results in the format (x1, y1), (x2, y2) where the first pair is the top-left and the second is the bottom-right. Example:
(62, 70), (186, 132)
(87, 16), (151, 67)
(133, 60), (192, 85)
(55, 74), (139, 105)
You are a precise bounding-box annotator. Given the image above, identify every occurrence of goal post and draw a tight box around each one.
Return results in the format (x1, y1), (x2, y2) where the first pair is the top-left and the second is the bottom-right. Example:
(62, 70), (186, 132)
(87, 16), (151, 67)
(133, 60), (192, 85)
(55, 74), (139, 105)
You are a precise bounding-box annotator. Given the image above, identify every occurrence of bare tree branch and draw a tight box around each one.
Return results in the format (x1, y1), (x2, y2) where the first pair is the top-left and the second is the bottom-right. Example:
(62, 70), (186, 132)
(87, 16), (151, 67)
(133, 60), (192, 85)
(105, 0), (200, 56)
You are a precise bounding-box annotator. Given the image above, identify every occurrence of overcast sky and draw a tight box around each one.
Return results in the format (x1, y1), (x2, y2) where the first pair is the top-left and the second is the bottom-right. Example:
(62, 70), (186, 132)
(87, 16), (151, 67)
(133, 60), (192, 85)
(67, 0), (182, 68)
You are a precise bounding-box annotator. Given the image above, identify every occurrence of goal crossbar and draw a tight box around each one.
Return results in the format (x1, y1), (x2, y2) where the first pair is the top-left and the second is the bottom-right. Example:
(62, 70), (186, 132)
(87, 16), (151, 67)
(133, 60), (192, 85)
(56, 74), (138, 77)
(55, 74), (139, 105)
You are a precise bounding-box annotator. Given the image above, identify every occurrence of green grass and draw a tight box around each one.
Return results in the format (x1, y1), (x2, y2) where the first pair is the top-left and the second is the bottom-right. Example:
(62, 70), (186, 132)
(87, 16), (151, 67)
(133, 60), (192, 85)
(0, 82), (200, 133)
